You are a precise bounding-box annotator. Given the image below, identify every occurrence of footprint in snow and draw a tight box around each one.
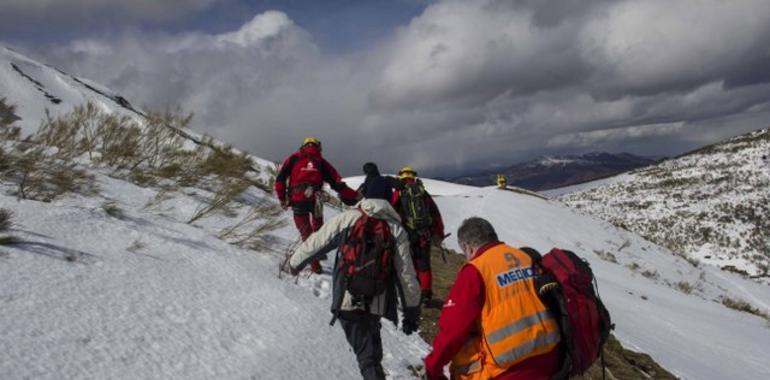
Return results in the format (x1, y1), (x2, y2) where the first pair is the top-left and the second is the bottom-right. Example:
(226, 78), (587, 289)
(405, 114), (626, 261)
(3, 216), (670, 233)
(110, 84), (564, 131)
(312, 278), (331, 299)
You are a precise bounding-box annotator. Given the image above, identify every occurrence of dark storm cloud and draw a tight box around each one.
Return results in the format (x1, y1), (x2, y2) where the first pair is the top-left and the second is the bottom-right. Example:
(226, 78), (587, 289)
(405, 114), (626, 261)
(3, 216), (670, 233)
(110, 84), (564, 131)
(11, 0), (770, 175)
(0, 0), (224, 24)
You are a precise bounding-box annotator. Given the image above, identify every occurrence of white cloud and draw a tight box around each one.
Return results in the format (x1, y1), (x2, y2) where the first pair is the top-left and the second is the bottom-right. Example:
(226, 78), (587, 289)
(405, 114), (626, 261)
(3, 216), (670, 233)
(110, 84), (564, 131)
(547, 122), (686, 148)
(216, 11), (294, 47)
(25, 0), (770, 175)
(580, 0), (770, 96)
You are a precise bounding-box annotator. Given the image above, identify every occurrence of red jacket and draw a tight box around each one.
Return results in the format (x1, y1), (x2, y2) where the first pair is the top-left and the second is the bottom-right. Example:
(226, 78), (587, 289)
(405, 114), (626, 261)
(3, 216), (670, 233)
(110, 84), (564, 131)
(424, 242), (562, 380)
(392, 178), (444, 239)
(274, 145), (357, 205)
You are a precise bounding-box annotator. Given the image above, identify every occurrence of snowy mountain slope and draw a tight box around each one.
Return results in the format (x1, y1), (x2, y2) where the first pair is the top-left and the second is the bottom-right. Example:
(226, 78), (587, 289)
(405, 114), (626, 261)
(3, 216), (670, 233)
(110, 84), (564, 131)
(4, 167), (770, 379)
(0, 46), (430, 379)
(2, 46), (770, 380)
(430, 187), (770, 380)
(343, 175), (477, 196)
(541, 173), (636, 198)
(558, 128), (770, 277)
(0, 46), (144, 136)
(0, 172), (429, 380)
(0, 46), (276, 175)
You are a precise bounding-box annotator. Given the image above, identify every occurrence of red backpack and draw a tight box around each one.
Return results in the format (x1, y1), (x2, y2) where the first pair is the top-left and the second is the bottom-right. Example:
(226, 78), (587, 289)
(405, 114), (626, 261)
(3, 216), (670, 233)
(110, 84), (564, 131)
(339, 210), (395, 299)
(289, 153), (325, 186)
(524, 247), (613, 378)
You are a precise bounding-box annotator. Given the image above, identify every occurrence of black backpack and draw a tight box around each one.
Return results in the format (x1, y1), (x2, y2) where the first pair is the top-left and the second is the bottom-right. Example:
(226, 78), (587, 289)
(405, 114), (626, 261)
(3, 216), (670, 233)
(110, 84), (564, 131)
(400, 180), (432, 230)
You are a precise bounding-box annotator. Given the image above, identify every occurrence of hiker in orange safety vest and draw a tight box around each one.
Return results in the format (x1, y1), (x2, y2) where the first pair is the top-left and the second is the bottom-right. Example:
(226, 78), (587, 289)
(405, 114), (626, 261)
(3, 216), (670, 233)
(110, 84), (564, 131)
(424, 217), (562, 380)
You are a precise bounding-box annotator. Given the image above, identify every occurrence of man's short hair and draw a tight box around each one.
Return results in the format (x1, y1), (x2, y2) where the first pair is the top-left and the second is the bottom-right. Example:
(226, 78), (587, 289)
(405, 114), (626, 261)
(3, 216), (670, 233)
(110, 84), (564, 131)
(457, 217), (498, 248)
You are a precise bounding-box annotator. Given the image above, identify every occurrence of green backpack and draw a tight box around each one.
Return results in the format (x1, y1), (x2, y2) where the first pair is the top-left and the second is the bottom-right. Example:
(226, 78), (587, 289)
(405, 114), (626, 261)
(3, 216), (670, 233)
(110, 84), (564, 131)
(400, 180), (432, 230)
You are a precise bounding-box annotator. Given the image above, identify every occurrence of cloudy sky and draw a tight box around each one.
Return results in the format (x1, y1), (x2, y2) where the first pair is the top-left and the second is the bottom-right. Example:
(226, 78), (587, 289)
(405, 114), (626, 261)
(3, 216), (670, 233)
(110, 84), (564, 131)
(3, 0), (770, 176)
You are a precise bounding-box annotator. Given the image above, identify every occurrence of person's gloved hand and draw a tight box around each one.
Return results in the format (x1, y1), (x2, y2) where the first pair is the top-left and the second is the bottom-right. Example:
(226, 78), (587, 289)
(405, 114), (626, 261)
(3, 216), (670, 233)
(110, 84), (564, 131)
(402, 318), (418, 335)
(281, 258), (300, 276)
(402, 306), (420, 335)
(335, 183), (360, 206)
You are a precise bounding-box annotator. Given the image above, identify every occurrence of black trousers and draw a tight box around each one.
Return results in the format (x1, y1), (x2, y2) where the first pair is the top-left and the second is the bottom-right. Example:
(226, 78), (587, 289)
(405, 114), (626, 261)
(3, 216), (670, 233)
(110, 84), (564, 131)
(338, 311), (386, 380)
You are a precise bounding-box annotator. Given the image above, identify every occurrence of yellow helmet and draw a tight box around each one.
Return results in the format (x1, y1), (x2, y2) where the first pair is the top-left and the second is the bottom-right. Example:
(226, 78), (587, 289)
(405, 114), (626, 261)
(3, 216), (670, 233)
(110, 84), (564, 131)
(399, 166), (417, 179)
(302, 136), (321, 147)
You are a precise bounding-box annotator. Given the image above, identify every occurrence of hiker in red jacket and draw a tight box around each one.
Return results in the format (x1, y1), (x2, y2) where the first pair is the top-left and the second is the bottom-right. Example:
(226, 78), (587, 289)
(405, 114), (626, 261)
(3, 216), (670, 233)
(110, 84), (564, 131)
(274, 137), (358, 273)
(424, 217), (562, 380)
(392, 166), (444, 304)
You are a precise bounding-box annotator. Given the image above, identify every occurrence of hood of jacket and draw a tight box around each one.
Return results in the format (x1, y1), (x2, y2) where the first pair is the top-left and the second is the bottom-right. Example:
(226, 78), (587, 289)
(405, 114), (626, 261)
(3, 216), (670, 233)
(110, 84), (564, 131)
(357, 198), (401, 223)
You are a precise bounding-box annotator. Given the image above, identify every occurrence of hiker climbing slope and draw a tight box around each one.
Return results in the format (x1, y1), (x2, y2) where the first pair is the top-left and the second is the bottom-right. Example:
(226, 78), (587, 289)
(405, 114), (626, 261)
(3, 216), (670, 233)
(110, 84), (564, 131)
(274, 137), (358, 273)
(284, 180), (421, 380)
(392, 166), (444, 303)
(357, 162), (401, 199)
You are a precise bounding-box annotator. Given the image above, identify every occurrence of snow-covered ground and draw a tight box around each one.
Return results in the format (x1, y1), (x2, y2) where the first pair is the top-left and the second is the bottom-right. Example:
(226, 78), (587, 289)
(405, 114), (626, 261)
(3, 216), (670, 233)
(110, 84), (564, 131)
(431, 187), (770, 379)
(343, 175), (477, 196)
(3, 45), (770, 380)
(0, 173), (429, 380)
(3, 174), (770, 379)
(556, 129), (770, 276)
(541, 173), (636, 198)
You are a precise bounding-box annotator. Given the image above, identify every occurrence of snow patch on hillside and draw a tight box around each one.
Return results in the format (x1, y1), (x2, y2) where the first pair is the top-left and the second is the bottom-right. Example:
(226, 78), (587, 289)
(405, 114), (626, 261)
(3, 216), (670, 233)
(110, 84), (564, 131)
(559, 129), (770, 277)
(0, 46), (143, 136)
(542, 173), (636, 198)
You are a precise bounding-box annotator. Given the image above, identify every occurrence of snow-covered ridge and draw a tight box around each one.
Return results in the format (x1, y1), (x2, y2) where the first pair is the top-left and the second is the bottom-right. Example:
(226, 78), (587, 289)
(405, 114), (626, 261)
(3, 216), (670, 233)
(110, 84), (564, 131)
(0, 45), (276, 174)
(343, 175), (477, 196)
(0, 46), (145, 136)
(558, 128), (770, 277)
(1, 46), (769, 380)
(0, 46), (429, 379)
(535, 156), (583, 167)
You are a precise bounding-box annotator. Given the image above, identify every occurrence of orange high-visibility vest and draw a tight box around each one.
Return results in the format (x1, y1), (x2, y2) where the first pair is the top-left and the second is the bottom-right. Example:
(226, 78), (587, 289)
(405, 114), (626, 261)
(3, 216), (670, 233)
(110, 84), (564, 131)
(450, 244), (560, 380)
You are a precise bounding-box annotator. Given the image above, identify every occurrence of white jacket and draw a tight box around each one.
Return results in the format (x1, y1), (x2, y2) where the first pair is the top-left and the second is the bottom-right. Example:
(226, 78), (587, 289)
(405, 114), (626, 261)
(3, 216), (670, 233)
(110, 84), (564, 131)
(289, 199), (422, 317)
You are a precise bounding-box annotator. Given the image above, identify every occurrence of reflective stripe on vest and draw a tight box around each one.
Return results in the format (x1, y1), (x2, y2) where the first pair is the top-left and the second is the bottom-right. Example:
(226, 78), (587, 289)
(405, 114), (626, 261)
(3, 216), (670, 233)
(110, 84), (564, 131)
(494, 331), (561, 366)
(486, 310), (553, 345)
(450, 244), (560, 380)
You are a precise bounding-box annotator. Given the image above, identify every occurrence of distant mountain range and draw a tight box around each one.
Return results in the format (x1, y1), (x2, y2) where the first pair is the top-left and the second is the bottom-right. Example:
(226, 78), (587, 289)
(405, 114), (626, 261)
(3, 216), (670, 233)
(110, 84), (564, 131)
(443, 152), (657, 190)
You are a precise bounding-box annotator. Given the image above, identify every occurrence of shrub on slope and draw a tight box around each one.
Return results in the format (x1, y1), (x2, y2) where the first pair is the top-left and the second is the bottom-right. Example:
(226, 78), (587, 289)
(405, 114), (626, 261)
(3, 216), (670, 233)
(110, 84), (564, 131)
(0, 101), (284, 251)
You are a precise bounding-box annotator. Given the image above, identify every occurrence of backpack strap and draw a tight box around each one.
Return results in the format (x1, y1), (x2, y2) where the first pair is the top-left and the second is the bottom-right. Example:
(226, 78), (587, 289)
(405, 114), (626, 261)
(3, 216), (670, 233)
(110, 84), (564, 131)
(520, 247), (552, 293)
